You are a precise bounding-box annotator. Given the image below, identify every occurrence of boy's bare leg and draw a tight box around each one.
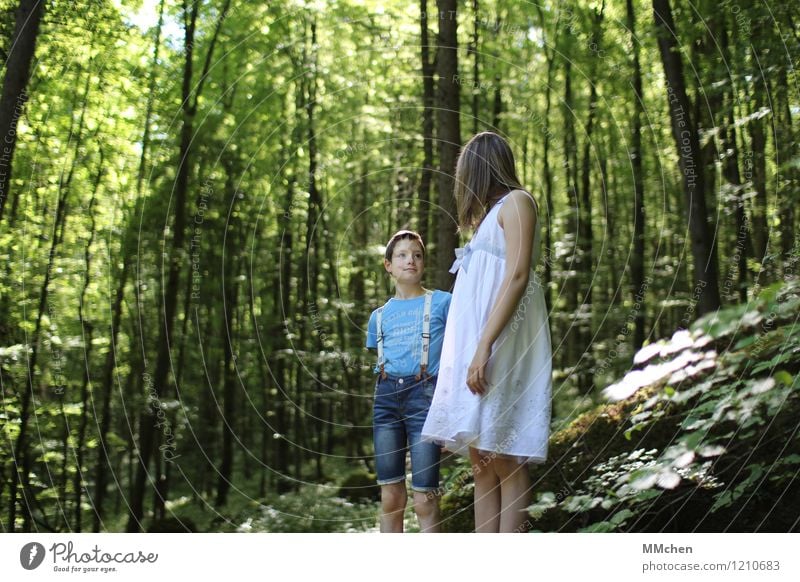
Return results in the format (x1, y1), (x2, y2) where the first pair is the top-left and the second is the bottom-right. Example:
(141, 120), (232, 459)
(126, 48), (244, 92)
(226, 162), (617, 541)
(413, 490), (441, 532)
(470, 447), (501, 533)
(379, 482), (407, 532)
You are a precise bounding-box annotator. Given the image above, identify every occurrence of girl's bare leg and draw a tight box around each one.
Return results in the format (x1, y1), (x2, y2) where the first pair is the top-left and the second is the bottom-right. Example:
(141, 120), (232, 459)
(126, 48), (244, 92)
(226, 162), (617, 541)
(469, 447), (501, 533)
(493, 455), (532, 533)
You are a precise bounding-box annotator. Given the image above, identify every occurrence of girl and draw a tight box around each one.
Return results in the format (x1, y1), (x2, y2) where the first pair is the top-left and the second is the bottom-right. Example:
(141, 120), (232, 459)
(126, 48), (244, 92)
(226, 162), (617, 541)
(421, 132), (553, 533)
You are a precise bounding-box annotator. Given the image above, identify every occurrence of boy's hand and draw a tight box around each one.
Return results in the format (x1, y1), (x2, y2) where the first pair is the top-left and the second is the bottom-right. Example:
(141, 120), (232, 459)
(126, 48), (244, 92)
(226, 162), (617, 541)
(466, 343), (491, 396)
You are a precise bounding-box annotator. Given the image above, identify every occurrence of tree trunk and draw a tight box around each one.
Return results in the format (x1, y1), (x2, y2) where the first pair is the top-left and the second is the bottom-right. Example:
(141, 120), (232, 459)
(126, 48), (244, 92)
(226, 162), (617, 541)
(215, 174), (241, 508)
(492, 75), (502, 130)
(576, 2), (604, 393)
(776, 67), (796, 267)
(536, 5), (558, 314)
(470, 0), (479, 134)
(653, 0), (721, 318)
(272, 86), (298, 484)
(0, 0), (45, 223)
(58, 68), (100, 530)
(73, 151), (103, 531)
(724, 104), (749, 303)
(717, 22), (750, 303)
(214, 108), (243, 503)
(748, 87), (769, 272)
(626, 0), (647, 350)
(196, 308), (218, 497)
(435, 0), (461, 290)
(693, 2), (723, 305)
(417, 0), (435, 242)
(562, 56), (580, 376)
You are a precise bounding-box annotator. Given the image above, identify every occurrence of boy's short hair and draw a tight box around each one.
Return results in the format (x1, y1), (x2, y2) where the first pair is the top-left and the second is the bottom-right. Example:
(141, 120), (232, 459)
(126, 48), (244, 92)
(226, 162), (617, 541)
(385, 230), (425, 261)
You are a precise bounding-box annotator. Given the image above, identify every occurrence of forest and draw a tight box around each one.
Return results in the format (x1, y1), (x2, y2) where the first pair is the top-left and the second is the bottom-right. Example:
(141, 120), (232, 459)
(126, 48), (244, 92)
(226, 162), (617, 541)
(0, 0), (798, 533)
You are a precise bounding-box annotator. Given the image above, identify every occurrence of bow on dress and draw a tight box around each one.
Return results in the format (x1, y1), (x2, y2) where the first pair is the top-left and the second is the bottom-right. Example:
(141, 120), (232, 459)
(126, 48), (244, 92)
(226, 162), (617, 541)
(449, 242), (473, 274)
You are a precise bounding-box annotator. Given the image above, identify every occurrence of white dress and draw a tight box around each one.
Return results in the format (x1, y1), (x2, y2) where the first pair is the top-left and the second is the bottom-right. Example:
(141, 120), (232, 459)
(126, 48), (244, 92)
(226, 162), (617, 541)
(421, 191), (552, 463)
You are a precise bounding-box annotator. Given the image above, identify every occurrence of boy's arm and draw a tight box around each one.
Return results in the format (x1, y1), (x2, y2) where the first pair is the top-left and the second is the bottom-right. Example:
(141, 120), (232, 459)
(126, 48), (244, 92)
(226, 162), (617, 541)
(365, 309), (377, 350)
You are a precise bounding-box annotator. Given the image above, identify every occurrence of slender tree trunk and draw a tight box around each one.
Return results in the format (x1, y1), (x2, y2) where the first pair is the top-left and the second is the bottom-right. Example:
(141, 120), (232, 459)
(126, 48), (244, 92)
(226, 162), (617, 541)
(562, 56), (581, 376)
(275, 253), (292, 479)
(417, 0), (435, 242)
(536, 6), (559, 314)
(435, 0), (461, 290)
(626, 0), (647, 350)
(292, 361), (304, 490)
(724, 104), (749, 303)
(287, 15), (319, 491)
(273, 87), (297, 483)
(694, 2), (723, 305)
(776, 67), (796, 266)
(491, 77), (502, 130)
(717, 22), (749, 303)
(73, 151), (104, 532)
(196, 308), (217, 497)
(576, 2), (604, 393)
(470, 0), (479, 134)
(304, 16), (323, 487)
(653, 0), (721, 317)
(258, 377), (269, 498)
(599, 149), (615, 297)
(215, 157), (241, 508)
(58, 73), (100, 531)
(347, 159), (369, 461)
(748, 87), (769, 272)
(0, 0), (45, 223)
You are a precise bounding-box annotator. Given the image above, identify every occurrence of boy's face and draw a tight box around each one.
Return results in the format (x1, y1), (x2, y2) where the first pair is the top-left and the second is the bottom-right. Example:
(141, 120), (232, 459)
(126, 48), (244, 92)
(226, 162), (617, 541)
(384, 238), (424, 285)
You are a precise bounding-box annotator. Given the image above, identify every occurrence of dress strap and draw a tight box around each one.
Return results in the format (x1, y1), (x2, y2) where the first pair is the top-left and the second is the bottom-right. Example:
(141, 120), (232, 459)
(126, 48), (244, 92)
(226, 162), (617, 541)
(507, 189), (539, 215)
(494, 193), (511, 205)
(496, 189), (537, 210)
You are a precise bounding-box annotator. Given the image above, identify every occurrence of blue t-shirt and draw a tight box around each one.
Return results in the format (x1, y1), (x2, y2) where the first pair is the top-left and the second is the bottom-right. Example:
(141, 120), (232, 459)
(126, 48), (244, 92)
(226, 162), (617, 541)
(366, 290), (452, 376)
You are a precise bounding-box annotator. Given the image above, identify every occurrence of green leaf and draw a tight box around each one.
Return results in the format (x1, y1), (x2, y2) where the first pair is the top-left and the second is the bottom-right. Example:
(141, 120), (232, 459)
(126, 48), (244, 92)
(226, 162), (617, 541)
(529, 492), (558, 519)
(611, 508), (634, 525)
(580, 521), (616, 533)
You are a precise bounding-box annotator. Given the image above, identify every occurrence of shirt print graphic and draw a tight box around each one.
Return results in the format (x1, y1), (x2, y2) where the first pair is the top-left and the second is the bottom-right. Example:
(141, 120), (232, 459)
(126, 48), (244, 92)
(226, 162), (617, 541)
(381, 306), (423, 373)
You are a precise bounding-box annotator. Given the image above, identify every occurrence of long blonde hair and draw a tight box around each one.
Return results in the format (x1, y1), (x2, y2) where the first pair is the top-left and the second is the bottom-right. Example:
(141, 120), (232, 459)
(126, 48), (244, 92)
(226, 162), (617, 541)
(453, 131), (526, 231)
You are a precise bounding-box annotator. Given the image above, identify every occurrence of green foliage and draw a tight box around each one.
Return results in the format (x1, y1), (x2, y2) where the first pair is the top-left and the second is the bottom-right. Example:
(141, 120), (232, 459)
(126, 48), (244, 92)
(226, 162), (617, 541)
(219, 484), (378, 533)
(241, 490), (377, 533)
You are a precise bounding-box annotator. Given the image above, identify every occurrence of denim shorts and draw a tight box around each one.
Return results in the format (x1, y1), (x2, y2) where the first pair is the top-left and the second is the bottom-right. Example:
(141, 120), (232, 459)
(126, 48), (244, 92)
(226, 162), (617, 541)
(373, 374), (441, 492)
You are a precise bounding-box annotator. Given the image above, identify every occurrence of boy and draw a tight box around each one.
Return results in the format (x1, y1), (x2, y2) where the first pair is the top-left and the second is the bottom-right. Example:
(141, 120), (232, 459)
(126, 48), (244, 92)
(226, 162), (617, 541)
(366, 230), (452, 532)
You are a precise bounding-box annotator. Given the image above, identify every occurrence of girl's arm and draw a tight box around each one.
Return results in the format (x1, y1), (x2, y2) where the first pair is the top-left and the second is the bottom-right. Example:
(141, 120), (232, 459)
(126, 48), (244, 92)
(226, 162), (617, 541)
(467, 189), (536, 395)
